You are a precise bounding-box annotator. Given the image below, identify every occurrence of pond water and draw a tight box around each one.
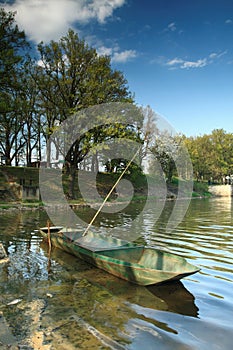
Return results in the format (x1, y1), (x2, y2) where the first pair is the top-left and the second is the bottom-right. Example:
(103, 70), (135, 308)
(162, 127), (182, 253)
(0, 197), (233, 349)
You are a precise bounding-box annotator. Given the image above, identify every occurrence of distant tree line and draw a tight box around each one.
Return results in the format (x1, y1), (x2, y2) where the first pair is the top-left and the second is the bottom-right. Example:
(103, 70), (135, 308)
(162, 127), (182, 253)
(182, 129), (233, 183)
(148, 128), (233, 184)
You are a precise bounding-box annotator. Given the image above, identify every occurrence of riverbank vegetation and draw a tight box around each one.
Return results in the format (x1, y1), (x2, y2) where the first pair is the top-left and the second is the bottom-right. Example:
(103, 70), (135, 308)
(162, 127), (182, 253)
(0, 165), (210, 208)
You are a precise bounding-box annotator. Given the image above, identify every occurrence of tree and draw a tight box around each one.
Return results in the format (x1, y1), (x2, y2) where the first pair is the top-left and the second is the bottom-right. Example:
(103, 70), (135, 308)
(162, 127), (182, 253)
(149, 131), (177, 182)
(183, 129), (233, 182)
(0, 86), (26, 165)
(183, 134), (212, 181)
(137, 105), (158, 170)
(35, 29), (136, 198)
(36, 29), (133, 119)
(0, 8), (28, 92)
(208, 129), (233, 180)
(20, 63), (44, 166)
(0, 8), (29, 165)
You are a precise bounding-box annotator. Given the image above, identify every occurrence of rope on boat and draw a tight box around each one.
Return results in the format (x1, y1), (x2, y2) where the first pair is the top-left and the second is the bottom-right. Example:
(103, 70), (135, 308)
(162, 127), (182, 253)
(82, 147), (141, 236)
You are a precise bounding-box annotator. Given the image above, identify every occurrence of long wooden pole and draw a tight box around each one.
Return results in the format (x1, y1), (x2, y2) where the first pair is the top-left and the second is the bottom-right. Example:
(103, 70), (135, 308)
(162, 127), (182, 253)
(82, 147), (140, 236)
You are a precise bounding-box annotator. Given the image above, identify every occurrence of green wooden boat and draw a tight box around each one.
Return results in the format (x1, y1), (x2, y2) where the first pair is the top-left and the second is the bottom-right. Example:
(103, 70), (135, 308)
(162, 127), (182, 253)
(39, 226), (200, 286)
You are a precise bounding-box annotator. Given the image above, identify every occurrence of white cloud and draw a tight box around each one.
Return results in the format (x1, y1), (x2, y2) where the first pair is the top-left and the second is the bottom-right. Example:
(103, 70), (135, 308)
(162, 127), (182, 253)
(168, 22), (176, 32)
(209, 51), (227, 61)
(181, 59), (207, 69)
(5, 0), (126, 43)
(225, 19), (232, 24)
(97, 45), (137, 63)
(166, 51), (227, 70)
(96, 45), (114, 57)
(209, 53), (218, 59)
(167, 58), (184, 66)
(112, 49), (137, 63)
(88, 0), (125, 23)
(167, 57), (207, 69)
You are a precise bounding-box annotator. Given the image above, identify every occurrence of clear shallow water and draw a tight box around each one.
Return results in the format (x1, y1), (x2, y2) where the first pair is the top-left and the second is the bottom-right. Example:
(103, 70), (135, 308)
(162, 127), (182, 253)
(0, 197), (232, 349)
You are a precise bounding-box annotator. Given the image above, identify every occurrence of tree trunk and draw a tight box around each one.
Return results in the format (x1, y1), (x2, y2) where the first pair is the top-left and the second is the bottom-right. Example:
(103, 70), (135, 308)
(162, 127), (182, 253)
(5, 137), (11, 165)
(68, 165), (76, 199)
(91, 151), (99, 172)
(46, 138), (51, 168)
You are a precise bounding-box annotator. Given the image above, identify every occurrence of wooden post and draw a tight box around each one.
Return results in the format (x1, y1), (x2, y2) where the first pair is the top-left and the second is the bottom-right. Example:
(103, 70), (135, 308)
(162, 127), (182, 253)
(47, 220), (52, 254)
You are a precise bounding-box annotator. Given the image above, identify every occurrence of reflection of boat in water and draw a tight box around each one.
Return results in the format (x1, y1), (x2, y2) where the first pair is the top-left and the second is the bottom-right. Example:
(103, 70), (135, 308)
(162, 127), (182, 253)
(39, 238), (199, 348)
(148, 281), (199, 317)
(39, 226), (200, 286)
(40, 239), (199, 319)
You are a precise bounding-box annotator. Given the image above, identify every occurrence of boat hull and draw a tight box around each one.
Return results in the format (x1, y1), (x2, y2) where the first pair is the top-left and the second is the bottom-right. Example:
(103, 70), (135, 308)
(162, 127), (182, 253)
(40, 227), (200, 286)
(82, 247), (200, 285)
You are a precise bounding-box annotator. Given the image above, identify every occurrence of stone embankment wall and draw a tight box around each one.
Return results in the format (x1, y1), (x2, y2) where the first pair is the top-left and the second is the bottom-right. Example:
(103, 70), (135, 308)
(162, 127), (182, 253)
(208, 184), (233, 197)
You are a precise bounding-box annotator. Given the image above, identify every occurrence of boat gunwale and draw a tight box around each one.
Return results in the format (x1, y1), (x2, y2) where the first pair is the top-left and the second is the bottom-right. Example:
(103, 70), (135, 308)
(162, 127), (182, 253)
(39, 226), (200, 284)
(40, 227), (137, 251)
(91, 247), (200, 275)
(42, 230), (200, 275)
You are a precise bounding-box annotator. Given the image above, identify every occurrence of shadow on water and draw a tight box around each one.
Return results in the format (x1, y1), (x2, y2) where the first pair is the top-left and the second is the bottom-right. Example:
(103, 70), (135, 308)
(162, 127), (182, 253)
(148, 281), (199, 317)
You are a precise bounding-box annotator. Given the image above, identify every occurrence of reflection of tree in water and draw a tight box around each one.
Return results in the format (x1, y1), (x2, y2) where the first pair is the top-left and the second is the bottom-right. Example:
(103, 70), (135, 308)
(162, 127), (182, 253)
(74, 199), (147, 229)
(0, 210), (41, 249)
(0, 210), (58, 292)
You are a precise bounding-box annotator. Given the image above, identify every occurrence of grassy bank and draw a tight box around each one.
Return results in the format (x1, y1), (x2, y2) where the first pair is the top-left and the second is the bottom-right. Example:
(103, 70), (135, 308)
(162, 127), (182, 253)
(0, 166), (210, 208)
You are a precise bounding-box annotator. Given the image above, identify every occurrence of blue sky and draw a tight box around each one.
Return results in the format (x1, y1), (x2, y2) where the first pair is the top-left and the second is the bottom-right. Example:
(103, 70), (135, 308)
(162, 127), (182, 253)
(3, 0), (233, 136)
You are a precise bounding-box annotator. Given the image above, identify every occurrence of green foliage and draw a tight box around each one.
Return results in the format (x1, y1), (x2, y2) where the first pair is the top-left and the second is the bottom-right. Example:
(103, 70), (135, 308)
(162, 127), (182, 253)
(0, 13), (137, 176)
(33, 29), (138, 198)
(127, 167), (147, 189)
(0, 8), (30, 165)
(36, 29), (133, 119)
(192, 181), (210, 197)
(183, 129), (233, 182)
(0, 8), (28, 92)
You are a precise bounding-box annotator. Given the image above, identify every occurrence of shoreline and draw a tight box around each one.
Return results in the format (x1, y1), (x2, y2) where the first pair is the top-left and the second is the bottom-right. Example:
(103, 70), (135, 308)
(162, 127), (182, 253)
(0, 166), (212, 212)
(0, 192), (211, 212)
